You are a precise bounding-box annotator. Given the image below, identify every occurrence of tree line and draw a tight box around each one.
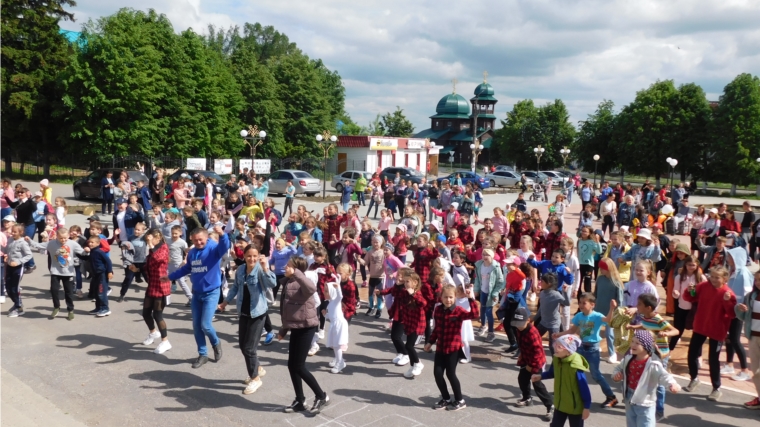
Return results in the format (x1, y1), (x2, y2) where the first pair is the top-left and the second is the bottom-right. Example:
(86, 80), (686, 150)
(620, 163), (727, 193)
(493, 73), (760, 190)
(1, 2), (361, 173)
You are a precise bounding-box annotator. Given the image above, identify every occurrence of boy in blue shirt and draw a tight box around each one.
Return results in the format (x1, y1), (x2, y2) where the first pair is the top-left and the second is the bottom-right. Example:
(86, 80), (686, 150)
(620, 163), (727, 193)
(83, 235), (114, 317)
(526, 249), (574, 290)
(554, 293), (617, 408)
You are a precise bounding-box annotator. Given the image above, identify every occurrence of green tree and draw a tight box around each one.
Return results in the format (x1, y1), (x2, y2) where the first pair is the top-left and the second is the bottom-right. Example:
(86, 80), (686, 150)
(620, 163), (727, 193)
(670, 83), (712, 183)
(534, 99), (576, 170)
(712, 73), (760, 193)
(1, 0), (76, 172)
(573, 100), (618, 179)
(378, 106), (415, 137)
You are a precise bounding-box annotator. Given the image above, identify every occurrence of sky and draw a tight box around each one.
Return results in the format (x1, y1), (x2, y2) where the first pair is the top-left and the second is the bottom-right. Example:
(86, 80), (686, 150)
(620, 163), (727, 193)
(58, 0), (760, 133)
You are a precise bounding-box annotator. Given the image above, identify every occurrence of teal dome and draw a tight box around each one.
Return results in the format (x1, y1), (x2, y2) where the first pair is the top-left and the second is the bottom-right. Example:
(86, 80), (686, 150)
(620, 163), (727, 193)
(474, 83), (494, 97)
(435, 93), (470, 116)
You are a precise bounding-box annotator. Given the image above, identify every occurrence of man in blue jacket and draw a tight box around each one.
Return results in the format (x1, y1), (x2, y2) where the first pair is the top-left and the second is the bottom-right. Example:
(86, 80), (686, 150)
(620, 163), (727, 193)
(137, 180), (153, 213)
(163, 225), (230, 368)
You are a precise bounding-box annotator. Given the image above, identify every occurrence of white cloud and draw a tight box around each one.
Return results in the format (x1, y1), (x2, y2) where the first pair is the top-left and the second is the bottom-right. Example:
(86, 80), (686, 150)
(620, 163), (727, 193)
(59, 0), (760, 132)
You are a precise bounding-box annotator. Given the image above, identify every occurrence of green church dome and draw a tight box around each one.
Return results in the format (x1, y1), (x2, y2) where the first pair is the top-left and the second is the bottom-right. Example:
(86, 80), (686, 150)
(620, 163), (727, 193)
(435, 93), (470, 117)
(474, 82), (494, 97)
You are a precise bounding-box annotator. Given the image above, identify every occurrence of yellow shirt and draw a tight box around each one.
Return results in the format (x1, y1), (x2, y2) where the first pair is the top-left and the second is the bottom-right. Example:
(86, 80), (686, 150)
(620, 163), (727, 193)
(42, 187), (52, 205)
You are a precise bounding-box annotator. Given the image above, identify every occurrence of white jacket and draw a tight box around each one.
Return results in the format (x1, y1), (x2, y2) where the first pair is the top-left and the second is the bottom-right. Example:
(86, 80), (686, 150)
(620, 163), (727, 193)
(612, 355), (678, 407)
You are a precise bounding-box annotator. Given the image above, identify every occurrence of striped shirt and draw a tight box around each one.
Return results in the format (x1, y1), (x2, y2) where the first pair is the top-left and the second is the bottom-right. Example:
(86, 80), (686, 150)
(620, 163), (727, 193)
(639, 314), (673, 356)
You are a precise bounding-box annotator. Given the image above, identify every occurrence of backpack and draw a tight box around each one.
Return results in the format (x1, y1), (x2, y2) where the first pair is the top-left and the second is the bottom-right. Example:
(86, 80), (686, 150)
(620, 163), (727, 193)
(271, 208), (283, 227)
(43, 201), (54, 215)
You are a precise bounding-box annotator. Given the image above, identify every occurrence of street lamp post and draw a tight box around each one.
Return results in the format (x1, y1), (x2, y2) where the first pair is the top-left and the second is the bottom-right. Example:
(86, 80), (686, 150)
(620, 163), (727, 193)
(559, 147), (571, 175)
(533, 145), (545, 173)
(240, 125), (267, 173)
(316, 131), (338, 198)
(593, 154), (600, 189)
(470, 140), (483, 173)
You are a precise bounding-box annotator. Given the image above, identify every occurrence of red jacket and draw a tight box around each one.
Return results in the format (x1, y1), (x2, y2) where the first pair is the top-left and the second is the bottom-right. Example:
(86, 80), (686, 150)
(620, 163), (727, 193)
(682, 281), (737, 341)
(340, 279), (357, 319)
(328, 240), (362, 270)
(506, 269), (526, 293)
(145, 242), (169, 298)
(456, 223), (475, 245)
(429, 300), (479, 354)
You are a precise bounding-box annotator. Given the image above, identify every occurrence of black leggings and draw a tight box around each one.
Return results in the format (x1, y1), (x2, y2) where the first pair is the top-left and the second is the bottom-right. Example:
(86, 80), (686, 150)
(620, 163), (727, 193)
(518, 366), (553, 408)
(669, 305), (689, 351)
(283, 197), (294, 217)
(688, 332), (723, 389)
(390, 320), (419, 365)
(240, 313), (265, 378)
(725, 318), (747, 369)
(424, 311), (433, 344)
(318, 300), (329, 330)
(579, 264), (594, 301)
(550, 410), (583, 427)
(287, 326), (325, 403)
(274, 275), (287, 300)
(142, 296), (168, 338)
(433, 351), (462, 401)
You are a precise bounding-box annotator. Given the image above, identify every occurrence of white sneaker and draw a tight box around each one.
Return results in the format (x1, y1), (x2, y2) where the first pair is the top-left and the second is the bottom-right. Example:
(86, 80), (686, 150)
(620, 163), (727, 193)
(143, 331), (161, 345)
(328, 358), (337, 368)
(404, 365), (416, 378)
(165, 295), (171, 306)
(330, 360), (346, 374)
(460, 359), (469, 364)
(317, 329), (325, 340)
(477, 326), (488, 337)
(392, 353), (403, 364)
(308, 343), (319, 356)
(607, 354), (618, 364)
(242, 377), (262, 395)
(411, 362), (424, 376)
(154, 340), (172, 354)
(732, 371), (751, 382)
(720, 364), (735, 375)
(396, 354), (410, 366)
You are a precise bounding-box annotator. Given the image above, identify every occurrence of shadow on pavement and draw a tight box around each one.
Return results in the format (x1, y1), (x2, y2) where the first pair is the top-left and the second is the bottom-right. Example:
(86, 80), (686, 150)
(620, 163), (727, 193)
(56, 334), (189, 366)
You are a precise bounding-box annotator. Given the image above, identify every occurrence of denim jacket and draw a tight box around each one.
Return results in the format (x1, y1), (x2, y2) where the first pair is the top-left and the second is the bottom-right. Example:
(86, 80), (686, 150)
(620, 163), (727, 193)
(226, 263), (277, 318)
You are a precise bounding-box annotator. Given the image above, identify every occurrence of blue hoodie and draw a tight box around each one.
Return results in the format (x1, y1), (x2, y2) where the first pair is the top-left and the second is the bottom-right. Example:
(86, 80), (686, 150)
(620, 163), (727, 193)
(726, 247), (753, 299)
(525, 258), (574, 289)
(168, 233), (230, 293)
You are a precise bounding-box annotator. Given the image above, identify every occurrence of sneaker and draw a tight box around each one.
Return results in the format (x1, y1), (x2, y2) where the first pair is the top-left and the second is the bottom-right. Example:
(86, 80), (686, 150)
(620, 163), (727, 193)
(192, 355), (209, 369)
(707, 388), (722, 401)
(396, 354), (410, 366)
(477, 325), (488, 337)
(263, 332), (275, 346)
(88, 308), (99, 315)
(485, 332), (495, 343)
(656, 412), (665, 422)
(317, 329), (325, 340)
(258, 366), (266, 377)
(185, 300), (191, 307)
(601, 396), (618, 408)
(96, 309), (111, 317)
(155, 340), (172, 354)
(404, 365), (416, 378)
(744, 397), (760, 409)
(116, 296), (125, 303)
(515, 398), (533, 407)
(543, 406), (555, 421)
(165, 295), (171, 306)
(732, 371), (752, 382)
(308, 343), (319, 356)
(309, 395), (330, 414)
(369, 308), (377, 317)
(212, 342), (223, 362)
(460, 359), (469, 364)
(243, 377), (262, 395)
(328, 358), (337, 368)
(374, 310), (382, 319)
(7, 310), (18, 318)
(76, 290), (84, 298)
(446, 400), (466, 411)
(107, 289), (112, 296)
(49, 308), (60, 319)
(720, 364), (735, 375)
(365, 308), (373, 316)
(283, 399), (306, 413)
(684, 378), (701, 392)
(432, 398), (450, 410)
(355, 301), (361, 310)
(16, 309), (25, 316)
(392, 353), (403, 364)
(330, 360), (346, 374)
(502, 344), (519, 355)
(607, 353), (618, 364)
(411, 362), (424, 376)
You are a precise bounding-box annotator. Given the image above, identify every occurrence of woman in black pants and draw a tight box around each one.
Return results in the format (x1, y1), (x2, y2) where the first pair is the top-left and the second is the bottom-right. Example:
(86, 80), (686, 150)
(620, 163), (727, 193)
(277, 256), (329, 415)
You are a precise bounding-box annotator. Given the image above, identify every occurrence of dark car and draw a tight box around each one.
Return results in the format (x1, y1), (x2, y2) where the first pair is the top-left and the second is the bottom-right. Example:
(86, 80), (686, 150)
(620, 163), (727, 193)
(436, 171), (490, 189)
(73, 169), (149, 200)
(168, 170), (228, 199)
(379, 167), (425, 185)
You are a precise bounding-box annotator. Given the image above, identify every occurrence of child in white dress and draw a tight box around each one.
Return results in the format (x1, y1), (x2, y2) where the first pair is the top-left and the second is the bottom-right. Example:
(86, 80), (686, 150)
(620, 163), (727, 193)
(324, 274), (349, 374)
(451, 252), (474, 363)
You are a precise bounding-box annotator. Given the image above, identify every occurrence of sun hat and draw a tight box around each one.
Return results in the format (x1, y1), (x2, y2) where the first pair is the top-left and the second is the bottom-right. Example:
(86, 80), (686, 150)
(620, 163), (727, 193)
(637, 228), (652, 240)
(709, 208), (718, 214)
(33, 191), (42, 198)
(39, 179), (49, 186)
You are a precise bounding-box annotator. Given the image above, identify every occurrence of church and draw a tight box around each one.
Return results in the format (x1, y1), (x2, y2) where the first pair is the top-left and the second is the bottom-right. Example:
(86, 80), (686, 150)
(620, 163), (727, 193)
(414, 73), (497, 167)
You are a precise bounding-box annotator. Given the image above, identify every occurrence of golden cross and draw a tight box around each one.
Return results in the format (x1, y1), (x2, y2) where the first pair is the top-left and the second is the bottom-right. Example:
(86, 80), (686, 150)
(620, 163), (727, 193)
(451, 78), (458, 94)
(483, 70), (488, 83)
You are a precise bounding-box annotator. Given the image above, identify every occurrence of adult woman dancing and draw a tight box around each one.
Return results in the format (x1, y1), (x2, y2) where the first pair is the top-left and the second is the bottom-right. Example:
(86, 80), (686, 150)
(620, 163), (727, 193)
(219, 245), (276, 395)
(277, 256), (329, 415)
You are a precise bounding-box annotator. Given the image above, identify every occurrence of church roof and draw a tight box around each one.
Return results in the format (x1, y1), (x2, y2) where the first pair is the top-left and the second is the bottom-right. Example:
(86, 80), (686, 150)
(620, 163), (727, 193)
(432, 93), (470, 119)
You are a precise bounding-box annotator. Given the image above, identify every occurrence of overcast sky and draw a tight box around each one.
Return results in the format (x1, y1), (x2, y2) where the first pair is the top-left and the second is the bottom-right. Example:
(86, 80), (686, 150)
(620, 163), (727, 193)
(59, 0), (760, 133)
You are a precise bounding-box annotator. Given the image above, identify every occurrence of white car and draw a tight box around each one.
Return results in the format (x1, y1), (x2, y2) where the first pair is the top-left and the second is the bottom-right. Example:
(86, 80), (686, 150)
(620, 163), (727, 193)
(486, 171), (533, 188)
(331, 170), (373, 192)
(540, 170), (570, 184)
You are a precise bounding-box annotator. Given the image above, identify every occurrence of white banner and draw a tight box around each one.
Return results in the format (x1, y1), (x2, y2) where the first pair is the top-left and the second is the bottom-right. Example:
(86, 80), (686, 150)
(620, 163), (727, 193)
(214, 159), (233, 174)
(186, 158), (206, 170)
(253, 159), (271, 174)
(238, 159), (252, 174)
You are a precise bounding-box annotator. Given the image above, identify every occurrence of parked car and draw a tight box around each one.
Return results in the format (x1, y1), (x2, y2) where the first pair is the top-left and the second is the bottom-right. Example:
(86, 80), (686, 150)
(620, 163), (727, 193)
(267, 170), (321, 196)
(331, 170), (373, 192)
(521, 171), (549, 183)
(436, 171), (490, 189)
(485, 170), (532, 188)
(540, 170), (570, 184)
(168, 170), (228, 199)
(379, 167), (425, 185)
(494, 165), (515, 172)
(73, 168), (149, 200)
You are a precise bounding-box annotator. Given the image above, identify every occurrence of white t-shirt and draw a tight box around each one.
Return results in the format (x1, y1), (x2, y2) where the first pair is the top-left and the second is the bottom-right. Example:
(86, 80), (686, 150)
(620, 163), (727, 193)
(56, 206), (66, 226)
(480, 264), (494, 294)
(602, 200), (616, 217)
(117, 211), (127, 239)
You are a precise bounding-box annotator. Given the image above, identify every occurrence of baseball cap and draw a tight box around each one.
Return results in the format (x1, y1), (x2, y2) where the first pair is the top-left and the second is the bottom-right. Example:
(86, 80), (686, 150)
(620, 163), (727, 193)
(115, 198), (127, 205)
(87, 215), (101, 221)
(33, 191), (42, 198)
(436, 234), (447, 243)
(2, 215), (16, 222)
(511, 307), (531, 327)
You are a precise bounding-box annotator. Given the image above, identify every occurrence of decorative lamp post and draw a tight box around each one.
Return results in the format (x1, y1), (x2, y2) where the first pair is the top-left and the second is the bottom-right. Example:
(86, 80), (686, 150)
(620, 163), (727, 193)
(240, 125), (266, 173)
(667, 158), (678, 192)
(316, 131), (338, 198)
(470, 140), (483, 173)
(593, 154), (600, 189)
(559, 147), (571, 175)
(449, 153), (455, 174)
(533, 145), (546, 172)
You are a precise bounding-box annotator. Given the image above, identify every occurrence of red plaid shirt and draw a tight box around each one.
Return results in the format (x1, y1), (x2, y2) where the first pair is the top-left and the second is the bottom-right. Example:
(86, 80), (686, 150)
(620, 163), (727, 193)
(420, 282), (439, 315)
(543, 232), (566, 260)
(145, 242), (169, 298)
(509, 220), (529, 250)
(380, 284), (405, 321)
(411, 247), (438, 285)
(399, 289), (428, 335)
(531, 230), (546, 260)
(429, 299), (479, 354)
(455, 224), (474, 245)
(516, 323), (546, 373)
(307, 261), (335, 299)
(340, 279), (357, 319)
(325, 214), (345, 243)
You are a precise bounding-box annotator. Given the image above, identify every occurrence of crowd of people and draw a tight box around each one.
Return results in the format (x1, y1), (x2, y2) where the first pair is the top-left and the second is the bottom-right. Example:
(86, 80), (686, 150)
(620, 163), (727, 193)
(1, 170), (758, 426)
